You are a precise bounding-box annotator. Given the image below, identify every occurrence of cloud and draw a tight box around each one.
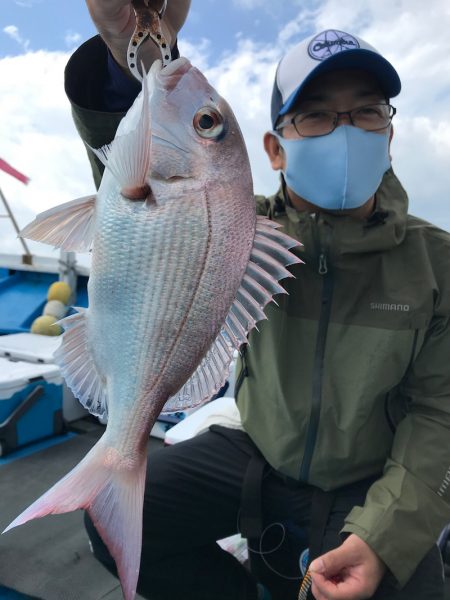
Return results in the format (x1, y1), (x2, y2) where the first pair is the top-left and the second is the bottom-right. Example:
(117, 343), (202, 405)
(202, 0), (450, 231)
(0, 51), (94, 262)
(64, 31), (82, 49)
(14, 0), (42, 6)
(0, 0), (449, 267)
(232, 0), (269, 7)
(3, 25), (30, 52)
(307, 0), (450, 227)
(178, 38), (212, 72)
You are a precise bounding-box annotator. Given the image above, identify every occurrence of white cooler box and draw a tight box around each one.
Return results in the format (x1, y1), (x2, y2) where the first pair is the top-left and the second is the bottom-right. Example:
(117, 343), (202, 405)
(0, 357), (65, 455)
(0, 333), (87, 422)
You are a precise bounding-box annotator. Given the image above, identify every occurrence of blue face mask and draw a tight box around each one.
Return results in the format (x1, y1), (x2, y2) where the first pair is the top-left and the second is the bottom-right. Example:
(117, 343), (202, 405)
(277, 125), (391, 210)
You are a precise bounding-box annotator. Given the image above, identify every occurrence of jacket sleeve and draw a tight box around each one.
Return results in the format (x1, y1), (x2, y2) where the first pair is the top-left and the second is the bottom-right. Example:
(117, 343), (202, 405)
(64, 35), (133, 189)
(342, 299), (450, 586)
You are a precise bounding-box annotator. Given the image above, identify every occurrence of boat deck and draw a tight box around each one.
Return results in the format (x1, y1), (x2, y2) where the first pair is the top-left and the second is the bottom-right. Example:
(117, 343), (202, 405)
(1, 417), (449, 599)
(0, 418), (158, 600)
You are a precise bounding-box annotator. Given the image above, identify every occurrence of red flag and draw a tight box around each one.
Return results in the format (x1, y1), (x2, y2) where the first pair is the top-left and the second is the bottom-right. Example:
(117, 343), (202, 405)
(0, 158), (30, 185)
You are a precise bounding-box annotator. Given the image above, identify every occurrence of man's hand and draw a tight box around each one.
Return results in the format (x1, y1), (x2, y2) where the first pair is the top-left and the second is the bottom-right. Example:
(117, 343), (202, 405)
(309, 534), (386, 600)
(85, 0), (190, 71)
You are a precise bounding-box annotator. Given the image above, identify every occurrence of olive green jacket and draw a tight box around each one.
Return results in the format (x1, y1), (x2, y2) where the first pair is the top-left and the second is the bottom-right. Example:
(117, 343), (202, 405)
(65, 37), (450, 587)
(239, 176), (450, 586)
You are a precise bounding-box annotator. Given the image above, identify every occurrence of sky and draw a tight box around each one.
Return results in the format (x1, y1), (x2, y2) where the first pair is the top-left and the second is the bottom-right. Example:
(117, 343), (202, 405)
(1, 0), (450, 262)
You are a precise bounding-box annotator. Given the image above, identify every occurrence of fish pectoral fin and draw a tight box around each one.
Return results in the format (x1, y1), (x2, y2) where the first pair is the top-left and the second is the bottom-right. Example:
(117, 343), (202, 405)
(3, 439), (147, 600)
(20, 195), (96, 252)
(90, 67), (151, 198)
(163, 216), (302, 412)
(55, 308), (109, 420)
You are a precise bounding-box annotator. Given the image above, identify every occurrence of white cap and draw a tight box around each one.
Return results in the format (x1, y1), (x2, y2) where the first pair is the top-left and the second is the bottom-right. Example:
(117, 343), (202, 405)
(271, 29), (401, 127)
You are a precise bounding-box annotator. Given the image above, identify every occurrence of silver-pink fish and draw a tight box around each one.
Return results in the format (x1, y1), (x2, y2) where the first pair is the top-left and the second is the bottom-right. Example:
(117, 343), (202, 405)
(4, 57), (301, 599)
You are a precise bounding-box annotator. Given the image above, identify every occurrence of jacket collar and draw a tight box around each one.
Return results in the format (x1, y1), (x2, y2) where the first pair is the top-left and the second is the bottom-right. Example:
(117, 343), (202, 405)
(276, 168), (409, 255)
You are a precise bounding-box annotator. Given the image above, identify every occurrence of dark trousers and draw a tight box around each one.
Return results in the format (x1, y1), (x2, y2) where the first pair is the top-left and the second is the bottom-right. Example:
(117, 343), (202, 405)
(85, 427), (445, 600)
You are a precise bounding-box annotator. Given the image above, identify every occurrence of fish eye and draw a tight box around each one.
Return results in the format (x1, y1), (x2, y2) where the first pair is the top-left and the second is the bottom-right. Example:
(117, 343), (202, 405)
(193, 107), (224, 139)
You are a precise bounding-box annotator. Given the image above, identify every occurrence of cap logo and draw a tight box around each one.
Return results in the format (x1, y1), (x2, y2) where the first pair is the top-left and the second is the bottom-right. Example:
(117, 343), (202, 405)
(308, 30), (360, 61)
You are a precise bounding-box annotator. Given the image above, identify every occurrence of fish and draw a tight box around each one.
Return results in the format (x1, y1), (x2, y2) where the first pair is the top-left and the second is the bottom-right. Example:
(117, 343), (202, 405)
(3, 57), (302, 600)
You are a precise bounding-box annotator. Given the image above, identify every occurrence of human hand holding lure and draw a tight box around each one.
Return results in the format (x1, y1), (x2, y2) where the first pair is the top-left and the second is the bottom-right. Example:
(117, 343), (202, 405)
(309, 534), (386, 599)
(85, 0), (190, 72)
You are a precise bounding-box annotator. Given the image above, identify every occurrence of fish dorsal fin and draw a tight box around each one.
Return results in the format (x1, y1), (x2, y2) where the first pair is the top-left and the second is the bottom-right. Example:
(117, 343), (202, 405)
(54, 308), (109, 420)
(90, 69), (151, 194)
(20, 195), (96, 252)
(162, 216), (302, 412)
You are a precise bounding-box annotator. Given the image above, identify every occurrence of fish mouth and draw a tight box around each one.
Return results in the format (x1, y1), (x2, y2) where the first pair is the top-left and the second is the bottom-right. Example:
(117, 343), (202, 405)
(146, 57), (195, 179)
(151, 56), (192, 89)
(161, 56), (191, 76)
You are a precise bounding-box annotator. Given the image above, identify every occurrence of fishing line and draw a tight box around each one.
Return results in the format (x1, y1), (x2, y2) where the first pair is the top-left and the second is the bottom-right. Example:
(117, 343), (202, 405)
(255, 522), (303, 582)
(236, 509), (302, 581)
(233, 472), (312, 593)
(246, 520), (312, 598)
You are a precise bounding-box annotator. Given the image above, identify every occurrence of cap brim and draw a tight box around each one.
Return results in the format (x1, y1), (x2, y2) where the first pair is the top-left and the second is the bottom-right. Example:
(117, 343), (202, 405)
(278, 49), (401, 118)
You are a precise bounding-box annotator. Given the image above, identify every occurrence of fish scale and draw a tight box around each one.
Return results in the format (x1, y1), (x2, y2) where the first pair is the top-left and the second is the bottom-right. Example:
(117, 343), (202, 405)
(8, 56), (303, 600)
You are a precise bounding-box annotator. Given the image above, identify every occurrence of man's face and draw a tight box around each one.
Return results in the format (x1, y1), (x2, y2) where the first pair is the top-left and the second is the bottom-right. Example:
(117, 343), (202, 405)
(264, 68), (394, 216)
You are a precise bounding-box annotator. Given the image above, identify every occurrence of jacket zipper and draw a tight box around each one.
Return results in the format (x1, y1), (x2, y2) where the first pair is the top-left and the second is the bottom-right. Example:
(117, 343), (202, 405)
(299, 229), (334, 482)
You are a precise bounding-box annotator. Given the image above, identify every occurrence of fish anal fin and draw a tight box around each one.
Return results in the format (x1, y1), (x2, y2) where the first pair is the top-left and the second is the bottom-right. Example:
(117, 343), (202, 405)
(162, 332), (234, 413)
(20, 195), (96, 252)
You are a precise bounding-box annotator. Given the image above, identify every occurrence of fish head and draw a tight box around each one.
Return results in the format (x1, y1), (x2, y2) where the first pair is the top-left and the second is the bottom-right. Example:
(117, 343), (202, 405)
(117, 57), (253, 203)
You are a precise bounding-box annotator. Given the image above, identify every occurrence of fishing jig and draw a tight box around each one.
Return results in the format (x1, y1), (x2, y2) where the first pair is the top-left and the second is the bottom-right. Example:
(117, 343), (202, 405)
(128, 0), (171, 81)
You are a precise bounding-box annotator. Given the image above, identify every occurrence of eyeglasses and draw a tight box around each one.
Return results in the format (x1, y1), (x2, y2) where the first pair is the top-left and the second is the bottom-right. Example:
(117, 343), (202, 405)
(275, 103), (397, 137)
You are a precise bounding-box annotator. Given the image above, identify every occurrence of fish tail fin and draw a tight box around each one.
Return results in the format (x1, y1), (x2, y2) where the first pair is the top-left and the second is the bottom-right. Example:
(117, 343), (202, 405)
(2, 439), (147, 600)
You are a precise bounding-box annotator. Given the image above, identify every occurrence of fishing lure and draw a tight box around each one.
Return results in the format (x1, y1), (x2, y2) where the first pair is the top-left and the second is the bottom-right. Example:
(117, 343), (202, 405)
(297, 569), (312, 600)
(127, 0), (171, 81)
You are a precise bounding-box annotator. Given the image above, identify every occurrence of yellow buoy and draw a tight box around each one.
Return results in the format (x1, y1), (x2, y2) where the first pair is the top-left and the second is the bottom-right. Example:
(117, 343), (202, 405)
(43, 300), (68, 320)
(47, 281), (72, 305)
(31, 315), (63, 336)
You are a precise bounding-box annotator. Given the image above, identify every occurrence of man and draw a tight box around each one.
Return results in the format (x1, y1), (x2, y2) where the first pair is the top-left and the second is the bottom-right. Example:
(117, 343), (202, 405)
(65, 2), (450, 599)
